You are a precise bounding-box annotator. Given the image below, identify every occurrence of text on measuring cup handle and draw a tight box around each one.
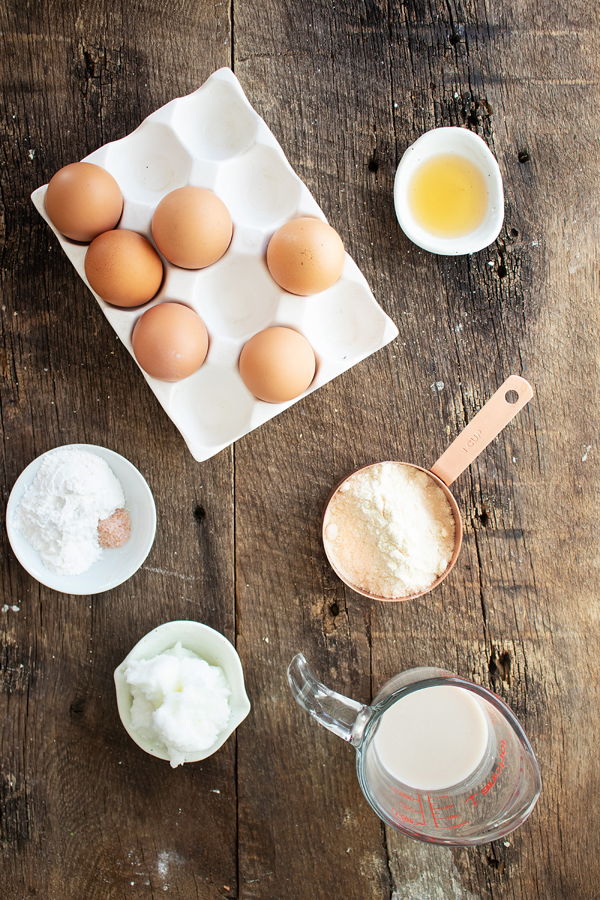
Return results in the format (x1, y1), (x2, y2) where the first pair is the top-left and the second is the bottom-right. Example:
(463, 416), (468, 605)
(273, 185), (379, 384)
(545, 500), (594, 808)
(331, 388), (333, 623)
(462, 428), (482, 453)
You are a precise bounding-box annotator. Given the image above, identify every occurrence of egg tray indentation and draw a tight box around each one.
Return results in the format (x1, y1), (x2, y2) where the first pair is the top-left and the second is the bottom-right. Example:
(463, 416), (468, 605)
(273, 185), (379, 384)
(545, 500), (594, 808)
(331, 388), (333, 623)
(31, 68), (399, 461)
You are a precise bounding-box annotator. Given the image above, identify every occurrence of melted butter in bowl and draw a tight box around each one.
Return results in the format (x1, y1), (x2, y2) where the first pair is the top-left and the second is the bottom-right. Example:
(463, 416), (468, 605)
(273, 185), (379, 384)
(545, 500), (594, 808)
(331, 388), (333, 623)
(408, 153), (489, 238)
(394, 126), (504, 256)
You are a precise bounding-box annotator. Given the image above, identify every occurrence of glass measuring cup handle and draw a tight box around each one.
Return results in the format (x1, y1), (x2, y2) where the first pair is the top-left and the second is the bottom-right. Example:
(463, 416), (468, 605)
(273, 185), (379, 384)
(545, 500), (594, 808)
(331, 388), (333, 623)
(288, 653), (369, 744)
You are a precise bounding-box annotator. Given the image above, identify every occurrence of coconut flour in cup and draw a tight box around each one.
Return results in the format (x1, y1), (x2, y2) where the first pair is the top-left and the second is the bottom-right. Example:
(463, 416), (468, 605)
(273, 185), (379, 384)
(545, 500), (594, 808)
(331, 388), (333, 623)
(323, 461), (455, 599)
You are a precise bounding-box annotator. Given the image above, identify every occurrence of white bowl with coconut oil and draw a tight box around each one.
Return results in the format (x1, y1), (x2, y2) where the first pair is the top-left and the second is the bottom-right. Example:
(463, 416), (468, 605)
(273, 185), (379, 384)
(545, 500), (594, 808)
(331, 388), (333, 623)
(394, 126), (504, 255)
(114, 620), (251, 764)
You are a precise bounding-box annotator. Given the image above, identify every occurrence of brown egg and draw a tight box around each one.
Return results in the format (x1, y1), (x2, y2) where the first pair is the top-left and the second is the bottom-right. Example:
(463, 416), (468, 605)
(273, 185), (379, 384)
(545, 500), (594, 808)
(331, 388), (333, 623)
(84, 230), (163, 308)
(44, 162), (123, 242)
(151, 186), (233, 269)
(132, 302), (209, 382)
(239, 326), (316, 403)
(266, 217), (345, 295)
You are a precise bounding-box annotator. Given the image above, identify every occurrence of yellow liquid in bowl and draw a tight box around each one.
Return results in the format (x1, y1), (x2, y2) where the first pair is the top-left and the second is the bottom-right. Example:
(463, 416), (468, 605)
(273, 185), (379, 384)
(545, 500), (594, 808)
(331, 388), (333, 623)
(408, 153), (488, 238)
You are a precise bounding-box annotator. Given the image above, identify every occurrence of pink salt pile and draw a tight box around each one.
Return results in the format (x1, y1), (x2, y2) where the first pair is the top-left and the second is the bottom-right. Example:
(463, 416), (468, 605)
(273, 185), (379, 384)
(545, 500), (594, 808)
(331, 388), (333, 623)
(98, 507), (131, 549)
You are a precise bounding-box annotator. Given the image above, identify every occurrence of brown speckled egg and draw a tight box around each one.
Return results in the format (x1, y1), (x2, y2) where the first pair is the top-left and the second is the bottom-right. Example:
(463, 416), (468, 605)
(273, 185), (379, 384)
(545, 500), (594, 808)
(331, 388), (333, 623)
(45, 162), (123, 242)
(84, 230), (163, 308)
(239, 326), (316, 403)
(132, 302), (209, 382)
(266, 217), (345, 295)
(151, 186), (233, 269)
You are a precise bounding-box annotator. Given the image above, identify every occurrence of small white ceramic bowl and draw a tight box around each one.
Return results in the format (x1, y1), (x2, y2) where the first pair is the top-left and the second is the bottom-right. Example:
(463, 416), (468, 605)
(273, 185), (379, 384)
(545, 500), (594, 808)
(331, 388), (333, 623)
(5, 443), (156, 595)
(114, 620), (251, 764)
(394, 126), (504, 255)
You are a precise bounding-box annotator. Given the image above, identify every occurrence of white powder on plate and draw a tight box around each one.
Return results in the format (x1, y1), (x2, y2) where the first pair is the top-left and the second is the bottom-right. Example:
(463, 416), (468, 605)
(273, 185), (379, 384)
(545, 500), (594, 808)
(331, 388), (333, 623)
(323, 462), (455, 598)
(125, 642), (231, 768)
(15, 447), (125, 576)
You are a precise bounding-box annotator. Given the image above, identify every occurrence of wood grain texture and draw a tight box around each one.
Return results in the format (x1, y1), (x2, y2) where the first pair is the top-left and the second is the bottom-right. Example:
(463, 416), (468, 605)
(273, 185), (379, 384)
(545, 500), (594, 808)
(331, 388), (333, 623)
(1, 0), (598, 898)
(1, 1), (238, 898)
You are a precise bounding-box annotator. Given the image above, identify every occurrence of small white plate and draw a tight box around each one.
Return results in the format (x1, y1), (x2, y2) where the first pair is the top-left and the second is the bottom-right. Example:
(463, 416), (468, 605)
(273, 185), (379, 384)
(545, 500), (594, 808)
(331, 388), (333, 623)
(114, 620), (251, 764)
(5, 444), (156, 595)
(394, 126), (504, 255)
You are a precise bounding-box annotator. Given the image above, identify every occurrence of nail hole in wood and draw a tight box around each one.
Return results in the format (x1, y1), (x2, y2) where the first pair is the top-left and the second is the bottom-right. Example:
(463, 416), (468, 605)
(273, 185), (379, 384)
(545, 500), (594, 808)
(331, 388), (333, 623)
(69, 697), (86, 718)
(194, 504), (206, 522)
(489, 648), (512, 682)
(367, 149), (379, 173)
(518, 149), (530, 163)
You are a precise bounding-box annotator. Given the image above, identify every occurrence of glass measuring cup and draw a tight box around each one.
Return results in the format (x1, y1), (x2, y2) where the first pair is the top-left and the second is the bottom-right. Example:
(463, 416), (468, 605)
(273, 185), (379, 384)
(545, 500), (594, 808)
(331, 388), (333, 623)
(288, 654), (541, 846)
(322, 374), (533, 601)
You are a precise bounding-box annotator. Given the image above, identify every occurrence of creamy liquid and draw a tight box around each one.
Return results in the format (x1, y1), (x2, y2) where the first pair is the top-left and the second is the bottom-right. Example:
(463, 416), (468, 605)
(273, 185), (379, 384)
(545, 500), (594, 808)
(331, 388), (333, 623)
(408, 153), (488, 238)
(373, 685), (489, 791)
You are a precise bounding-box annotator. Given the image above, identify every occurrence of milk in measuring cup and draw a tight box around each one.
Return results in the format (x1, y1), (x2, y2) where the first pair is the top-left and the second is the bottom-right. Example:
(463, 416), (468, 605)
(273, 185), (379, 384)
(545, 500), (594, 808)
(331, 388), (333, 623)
(373, 685), (489, 791)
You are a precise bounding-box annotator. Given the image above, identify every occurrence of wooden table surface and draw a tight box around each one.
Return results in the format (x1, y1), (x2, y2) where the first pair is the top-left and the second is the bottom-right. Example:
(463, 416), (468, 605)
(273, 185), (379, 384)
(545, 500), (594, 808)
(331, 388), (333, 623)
(1, 1), (598, 898)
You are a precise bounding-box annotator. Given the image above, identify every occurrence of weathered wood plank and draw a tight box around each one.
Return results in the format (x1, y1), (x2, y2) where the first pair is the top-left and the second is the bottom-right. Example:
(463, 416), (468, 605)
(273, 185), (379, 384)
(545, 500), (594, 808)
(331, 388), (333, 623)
(233, 4), (400, 897)
(0, 1), (237, 897)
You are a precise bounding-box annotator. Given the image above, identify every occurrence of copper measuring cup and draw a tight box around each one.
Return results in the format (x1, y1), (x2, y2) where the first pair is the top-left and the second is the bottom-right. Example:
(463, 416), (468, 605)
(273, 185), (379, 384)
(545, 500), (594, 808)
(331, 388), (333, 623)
(322, 375), (534, 602)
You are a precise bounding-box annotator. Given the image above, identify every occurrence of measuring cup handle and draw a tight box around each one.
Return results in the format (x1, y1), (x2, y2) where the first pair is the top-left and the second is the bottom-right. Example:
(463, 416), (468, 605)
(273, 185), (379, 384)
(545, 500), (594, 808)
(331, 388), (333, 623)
(430, 375), (533, 486)
(287, 653), (367, 745)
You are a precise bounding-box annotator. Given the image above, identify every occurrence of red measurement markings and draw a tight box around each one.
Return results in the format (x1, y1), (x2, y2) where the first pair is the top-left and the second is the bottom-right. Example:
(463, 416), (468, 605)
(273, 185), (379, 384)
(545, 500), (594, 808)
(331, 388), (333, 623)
(481, 739), (507, 795)
(427, 795), (469, 830)
(464, 739), (508, 808)
(391, 789), (426, 826)
(391, 740), (510, 830)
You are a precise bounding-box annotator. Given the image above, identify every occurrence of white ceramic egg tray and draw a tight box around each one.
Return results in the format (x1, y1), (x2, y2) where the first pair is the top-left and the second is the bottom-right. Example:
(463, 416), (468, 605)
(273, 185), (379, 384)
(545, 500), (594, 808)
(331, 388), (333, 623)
(32, 68), (398, 461)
